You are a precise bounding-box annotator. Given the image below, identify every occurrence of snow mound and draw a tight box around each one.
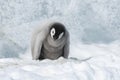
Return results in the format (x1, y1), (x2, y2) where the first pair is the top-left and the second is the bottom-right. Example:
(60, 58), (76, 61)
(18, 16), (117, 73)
(0, 55), (120, 80)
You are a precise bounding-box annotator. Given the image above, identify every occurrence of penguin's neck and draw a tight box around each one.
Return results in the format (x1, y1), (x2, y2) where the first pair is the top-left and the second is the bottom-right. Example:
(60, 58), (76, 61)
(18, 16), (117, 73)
(46, 35), (66, 47)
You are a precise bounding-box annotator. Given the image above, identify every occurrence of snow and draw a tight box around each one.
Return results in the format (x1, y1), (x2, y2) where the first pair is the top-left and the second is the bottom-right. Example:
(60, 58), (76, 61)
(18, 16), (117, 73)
(0, 0), (120, 80)
(0, 42), (120, 80)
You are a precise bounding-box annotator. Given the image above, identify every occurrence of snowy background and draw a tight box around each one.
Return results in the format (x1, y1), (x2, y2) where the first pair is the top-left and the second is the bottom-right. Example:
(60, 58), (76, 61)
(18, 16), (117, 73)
(0, 0), (120, 80)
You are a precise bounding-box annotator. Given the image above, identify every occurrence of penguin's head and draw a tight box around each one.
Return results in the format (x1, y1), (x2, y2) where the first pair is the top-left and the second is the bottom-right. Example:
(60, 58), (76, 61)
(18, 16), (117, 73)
(50, 23), (65, 40)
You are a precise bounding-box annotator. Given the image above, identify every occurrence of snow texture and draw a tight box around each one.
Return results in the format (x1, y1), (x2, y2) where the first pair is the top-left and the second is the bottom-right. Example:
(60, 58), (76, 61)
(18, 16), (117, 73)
(0, 0), (120, 57)
(0, 0), (120, 80)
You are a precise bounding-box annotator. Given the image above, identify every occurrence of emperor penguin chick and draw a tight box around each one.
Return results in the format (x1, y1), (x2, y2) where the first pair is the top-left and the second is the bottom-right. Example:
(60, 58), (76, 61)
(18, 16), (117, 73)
(31, 21), (70, 60)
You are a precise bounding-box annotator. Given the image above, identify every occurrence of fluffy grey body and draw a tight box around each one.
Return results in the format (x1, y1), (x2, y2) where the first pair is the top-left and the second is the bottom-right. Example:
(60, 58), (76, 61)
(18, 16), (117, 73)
(31, 21), (70, 60)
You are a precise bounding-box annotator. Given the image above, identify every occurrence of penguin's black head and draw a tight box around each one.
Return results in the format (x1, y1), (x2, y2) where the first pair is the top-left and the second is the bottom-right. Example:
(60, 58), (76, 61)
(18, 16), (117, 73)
(50, 23), (65, 40)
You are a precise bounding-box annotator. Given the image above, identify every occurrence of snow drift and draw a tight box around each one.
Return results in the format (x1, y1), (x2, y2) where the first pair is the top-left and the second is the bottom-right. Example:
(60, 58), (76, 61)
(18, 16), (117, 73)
(0, 0), (120, 58)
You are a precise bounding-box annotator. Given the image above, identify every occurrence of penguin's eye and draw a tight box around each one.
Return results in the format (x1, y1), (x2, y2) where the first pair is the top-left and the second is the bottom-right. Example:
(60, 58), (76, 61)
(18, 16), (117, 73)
(58, 32), (64, 39)
(50, 28), (55, 38)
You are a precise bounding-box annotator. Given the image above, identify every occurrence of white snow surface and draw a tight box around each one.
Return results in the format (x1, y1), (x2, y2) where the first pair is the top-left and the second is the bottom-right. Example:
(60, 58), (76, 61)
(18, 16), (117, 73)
(0, 0), (120, 80)
(0, 42), (120, 80)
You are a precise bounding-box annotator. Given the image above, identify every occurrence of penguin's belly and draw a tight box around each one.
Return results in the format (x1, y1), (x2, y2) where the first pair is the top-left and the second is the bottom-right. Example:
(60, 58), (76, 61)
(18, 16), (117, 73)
(41, 42), (64, 60)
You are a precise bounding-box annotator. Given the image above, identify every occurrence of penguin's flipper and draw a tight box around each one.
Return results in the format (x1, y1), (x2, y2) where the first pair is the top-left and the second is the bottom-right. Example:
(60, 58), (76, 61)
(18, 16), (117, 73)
(63, 32), (70, 58)
(31, 27), (49, 60)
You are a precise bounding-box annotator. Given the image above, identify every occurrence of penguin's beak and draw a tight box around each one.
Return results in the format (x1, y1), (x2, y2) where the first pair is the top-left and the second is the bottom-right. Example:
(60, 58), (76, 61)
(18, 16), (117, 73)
(53, 36), (58, 40)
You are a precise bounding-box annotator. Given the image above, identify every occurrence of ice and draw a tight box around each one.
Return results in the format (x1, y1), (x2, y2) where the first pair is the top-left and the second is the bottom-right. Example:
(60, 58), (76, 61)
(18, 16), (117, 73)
(0, 0), (120, 80)
(1, 0), (120, 58)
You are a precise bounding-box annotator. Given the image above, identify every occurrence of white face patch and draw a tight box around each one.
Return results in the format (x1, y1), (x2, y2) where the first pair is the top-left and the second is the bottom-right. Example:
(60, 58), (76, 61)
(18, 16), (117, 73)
(58, 32), (64, 39)
(50, 28), (55, 38)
